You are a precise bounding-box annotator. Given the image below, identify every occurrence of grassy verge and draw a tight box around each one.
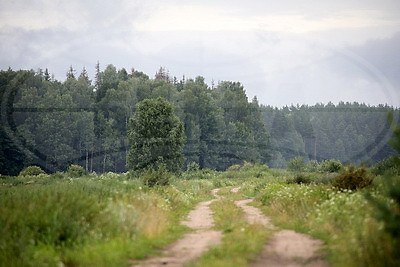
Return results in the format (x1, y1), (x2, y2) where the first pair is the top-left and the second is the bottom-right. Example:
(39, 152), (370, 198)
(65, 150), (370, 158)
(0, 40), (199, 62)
(206, 165), (399, 266)
(191, 189), (271, 267)
(249, 180), (397, 266)
(0, 173), (214, 266)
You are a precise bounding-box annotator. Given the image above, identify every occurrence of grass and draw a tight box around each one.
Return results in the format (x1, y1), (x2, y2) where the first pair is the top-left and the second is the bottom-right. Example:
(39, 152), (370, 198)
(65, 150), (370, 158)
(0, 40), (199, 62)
(0, 173), (215, 266)
(249, 180), (398, 266)
(206, 165), (399, 266)
(1, 165), (399, 266)
(191, 188), (271, 267)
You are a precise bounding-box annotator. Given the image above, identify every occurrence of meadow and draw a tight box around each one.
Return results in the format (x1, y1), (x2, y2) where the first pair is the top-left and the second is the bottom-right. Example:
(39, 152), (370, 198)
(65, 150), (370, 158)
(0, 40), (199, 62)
(1, 164), (399, 266)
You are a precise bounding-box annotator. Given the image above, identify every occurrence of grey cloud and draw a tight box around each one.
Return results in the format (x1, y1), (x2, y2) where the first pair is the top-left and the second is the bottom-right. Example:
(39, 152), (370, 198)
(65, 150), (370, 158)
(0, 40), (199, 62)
(1, 0), (399, 107)
(348, 32), (400, 87)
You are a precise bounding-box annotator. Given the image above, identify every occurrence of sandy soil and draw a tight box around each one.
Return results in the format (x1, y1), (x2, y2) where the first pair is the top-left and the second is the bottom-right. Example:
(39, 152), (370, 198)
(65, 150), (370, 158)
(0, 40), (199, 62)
(255, 230), (329, 267)
(234, 199), (275, 229)
(230, 186), (241, 193)
(234, 197), (328, 267)
(131, 189), (222, 267)
(133, 187), (328, 266)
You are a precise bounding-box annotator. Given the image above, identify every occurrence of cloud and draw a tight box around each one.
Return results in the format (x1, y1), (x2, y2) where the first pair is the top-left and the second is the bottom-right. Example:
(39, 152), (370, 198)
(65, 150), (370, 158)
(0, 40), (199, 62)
(135, 5), (400, 34)
(0, 0), (399, 107)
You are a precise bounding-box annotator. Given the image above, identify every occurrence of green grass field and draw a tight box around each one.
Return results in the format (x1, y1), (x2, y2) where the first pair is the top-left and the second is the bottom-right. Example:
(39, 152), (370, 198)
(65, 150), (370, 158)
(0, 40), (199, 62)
(1, 165), (399, 266)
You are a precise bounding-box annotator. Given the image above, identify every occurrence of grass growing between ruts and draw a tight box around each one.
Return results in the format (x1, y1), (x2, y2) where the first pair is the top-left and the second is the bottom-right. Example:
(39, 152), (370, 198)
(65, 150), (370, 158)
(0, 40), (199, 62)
(191, 189), (271, 267)
(208, 166), (399, 266)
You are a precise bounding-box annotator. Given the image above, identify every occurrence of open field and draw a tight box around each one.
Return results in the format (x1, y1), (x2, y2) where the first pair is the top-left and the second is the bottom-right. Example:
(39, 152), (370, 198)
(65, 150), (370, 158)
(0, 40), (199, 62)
(1, 165), (399, 266)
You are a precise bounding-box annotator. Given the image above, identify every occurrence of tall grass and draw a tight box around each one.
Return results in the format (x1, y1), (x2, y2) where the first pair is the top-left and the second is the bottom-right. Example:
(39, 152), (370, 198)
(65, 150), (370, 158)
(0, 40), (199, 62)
(0, 173), (215, 266)
(249, 180), (398, 266)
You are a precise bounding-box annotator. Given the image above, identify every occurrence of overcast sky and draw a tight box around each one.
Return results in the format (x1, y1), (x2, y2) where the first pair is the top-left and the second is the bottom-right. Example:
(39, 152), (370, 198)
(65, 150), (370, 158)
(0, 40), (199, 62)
(1, 0), (399, 107)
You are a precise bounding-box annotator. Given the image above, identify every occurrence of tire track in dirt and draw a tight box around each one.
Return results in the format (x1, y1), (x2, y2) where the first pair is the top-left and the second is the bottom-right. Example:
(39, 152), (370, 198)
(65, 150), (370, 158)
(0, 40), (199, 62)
(232, 188), (329, 267)
(131, 189), (222, 267)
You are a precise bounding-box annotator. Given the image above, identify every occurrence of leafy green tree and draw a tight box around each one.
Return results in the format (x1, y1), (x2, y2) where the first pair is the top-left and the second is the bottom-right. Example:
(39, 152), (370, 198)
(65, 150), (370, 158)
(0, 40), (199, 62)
(0, 69), (28, 175)
(180, 78), (223, 169)
(224, 121), (259, 167)
(127, 97), (185, 174)
(213, 81), (250, 125)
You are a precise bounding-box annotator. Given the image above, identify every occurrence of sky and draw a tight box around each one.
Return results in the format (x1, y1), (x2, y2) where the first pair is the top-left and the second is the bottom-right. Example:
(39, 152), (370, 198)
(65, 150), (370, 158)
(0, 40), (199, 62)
(1, 0), (400, 107)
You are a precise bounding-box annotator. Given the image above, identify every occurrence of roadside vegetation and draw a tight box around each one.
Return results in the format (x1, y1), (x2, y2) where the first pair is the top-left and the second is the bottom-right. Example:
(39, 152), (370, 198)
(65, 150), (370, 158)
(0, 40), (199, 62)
(1, 157), (399, 266)
(0, 173), (216, 266)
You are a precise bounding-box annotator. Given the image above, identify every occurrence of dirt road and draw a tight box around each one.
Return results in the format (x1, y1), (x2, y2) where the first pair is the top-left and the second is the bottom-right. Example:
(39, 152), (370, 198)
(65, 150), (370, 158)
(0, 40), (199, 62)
(133, 187), (328, 266)
(234, 191), (328, 267)
(131, 189), (222, 267)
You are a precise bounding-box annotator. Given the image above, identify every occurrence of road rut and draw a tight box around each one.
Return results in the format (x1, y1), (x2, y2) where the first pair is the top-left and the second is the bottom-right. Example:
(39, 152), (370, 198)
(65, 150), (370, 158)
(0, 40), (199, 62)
(132, 189), (222, 267)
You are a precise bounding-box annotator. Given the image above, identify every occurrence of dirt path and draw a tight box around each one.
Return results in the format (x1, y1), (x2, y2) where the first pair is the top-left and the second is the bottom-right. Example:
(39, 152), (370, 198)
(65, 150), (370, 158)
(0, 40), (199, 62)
(131, 189), (222, 267)
(233, 189), (328, 267)
(230, 186), (241, 193)
(235, 199), (275, 229)
(255, 230), (328, 267)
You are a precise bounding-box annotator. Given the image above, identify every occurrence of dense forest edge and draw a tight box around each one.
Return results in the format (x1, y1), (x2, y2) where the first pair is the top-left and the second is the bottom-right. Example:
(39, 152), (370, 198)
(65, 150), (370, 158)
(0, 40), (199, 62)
(1, 64), (399, 176)
(1, 65), (400, 266)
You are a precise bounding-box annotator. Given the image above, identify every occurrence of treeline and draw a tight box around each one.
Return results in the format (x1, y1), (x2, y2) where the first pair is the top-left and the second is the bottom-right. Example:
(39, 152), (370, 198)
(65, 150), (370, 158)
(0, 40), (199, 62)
(1, 65), (398, 175)
(0, 66), (269, 175)
(263, 103), (399, 168)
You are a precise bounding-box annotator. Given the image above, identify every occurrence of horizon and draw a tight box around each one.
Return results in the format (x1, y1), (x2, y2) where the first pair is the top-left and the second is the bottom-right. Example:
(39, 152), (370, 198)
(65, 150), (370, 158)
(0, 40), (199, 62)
(2, 65), (398, 109)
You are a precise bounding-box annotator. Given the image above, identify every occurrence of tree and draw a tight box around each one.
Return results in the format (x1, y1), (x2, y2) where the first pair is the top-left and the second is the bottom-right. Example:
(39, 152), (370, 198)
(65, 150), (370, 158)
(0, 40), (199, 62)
(127, 97), (185, 174)
(66, 66), (76, 80)
(180, 78), (223, 169)
(44, 68), (50, 81)
(155, 66), (170, 82)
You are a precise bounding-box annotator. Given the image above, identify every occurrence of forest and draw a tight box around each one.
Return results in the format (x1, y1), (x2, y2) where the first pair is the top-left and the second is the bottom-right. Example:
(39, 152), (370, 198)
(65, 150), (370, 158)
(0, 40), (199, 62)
(1, 65), (400, 266)
(0, 65), (399, 176)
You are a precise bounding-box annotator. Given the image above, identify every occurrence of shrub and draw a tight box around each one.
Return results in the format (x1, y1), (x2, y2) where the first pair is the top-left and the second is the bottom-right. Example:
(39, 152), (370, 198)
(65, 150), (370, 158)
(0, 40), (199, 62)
(371, 156), (400, 176)
(305, 160), (320, 172)
(67, 164), (85, 177)
(332, 165), (373, 190)
(320, 159), (343, 173)
(19, 166), (45, 176)
(241, 161), (255, 171)
(186, 162), (200, 172)
(287, 173), (312, 184)
(141, 165), (171, 187)
(227, 164), (241, 172)
(287, 157), (306, 172)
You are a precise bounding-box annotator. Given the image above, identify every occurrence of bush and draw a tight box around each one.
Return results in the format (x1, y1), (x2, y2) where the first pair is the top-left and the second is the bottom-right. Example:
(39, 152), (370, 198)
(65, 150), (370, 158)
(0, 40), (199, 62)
(371, 156), (400, 176)
(287, 157), (306, 172)
(241, 161), (255, 171)
(286, 173), (312, 184)
(320, 159), (343, 173)
(141, 165), (171, 187)
(227, 164), (241, 172)
(67, 164), (85, 177)
(186, 162), (200, 172)
(19, 166), (45, 177)
(332, 165), (373, 190)
(305, 160), (320, 172)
